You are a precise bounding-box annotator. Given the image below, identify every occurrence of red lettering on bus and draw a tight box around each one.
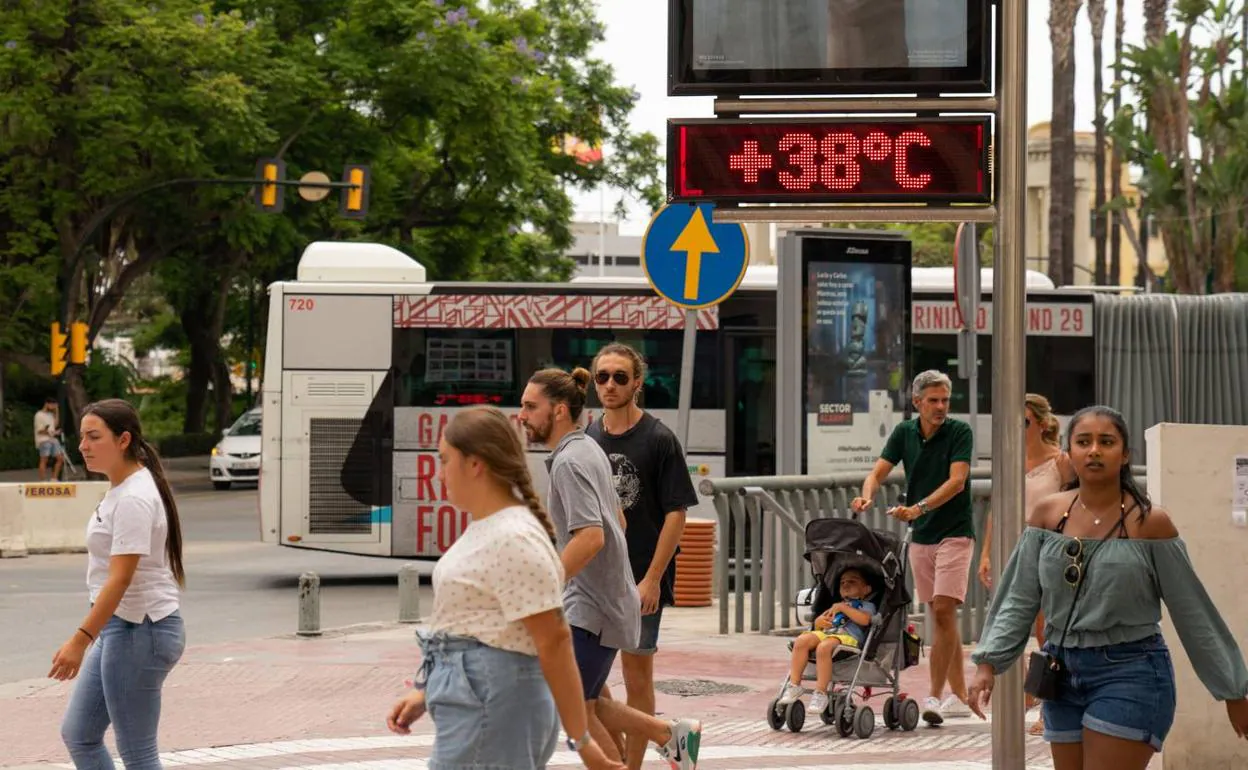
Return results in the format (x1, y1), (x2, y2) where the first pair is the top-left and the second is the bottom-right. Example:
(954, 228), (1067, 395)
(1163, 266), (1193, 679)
(416, 505), (435, 553)
(437, 505), (460, 552)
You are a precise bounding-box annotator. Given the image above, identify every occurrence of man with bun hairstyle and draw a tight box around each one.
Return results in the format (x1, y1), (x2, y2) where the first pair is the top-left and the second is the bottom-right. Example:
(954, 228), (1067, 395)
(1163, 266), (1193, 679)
(521, 367), (703, 770)
(585, 342), (699, 770)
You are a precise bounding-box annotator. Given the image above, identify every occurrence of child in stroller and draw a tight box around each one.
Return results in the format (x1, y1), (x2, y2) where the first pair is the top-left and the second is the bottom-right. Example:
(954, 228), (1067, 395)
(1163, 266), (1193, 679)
(779, 568), (876, 715)
(766, 517), (923, 739)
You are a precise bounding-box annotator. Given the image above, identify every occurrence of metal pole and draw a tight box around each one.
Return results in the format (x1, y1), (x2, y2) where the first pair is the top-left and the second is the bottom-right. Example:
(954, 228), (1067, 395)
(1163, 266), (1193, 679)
(297, 571), (322, 637)
(993, 0), (1029, 766)
(675, 309), (697, 450)
(398, 563), (423, 623)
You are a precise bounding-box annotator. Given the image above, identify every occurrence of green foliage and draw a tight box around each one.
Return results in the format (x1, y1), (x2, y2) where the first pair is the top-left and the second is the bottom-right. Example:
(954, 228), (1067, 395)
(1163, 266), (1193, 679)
(82, 348), (138, 403)
(133, 378), (190, 438)
(0, 437), (38, 472)
(152, 432), (218, 457)
(1108, 0), (1248, 293)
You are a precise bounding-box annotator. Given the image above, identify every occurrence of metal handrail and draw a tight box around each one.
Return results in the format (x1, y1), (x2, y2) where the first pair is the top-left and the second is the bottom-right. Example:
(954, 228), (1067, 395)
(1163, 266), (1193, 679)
(700, 466), (1148, 639)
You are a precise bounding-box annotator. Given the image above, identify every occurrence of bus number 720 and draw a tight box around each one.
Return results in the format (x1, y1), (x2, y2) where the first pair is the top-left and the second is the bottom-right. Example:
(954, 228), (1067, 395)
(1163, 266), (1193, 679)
(288, 297), (315, 311)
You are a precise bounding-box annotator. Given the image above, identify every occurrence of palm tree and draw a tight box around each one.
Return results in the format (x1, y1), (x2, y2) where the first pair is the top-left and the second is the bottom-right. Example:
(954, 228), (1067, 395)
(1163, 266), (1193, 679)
(1048, 0), (1084, 285)
(1109, 0), (1125, 285)
(1089, 0), (1108, 285)
(1140, 0), (1170, 290)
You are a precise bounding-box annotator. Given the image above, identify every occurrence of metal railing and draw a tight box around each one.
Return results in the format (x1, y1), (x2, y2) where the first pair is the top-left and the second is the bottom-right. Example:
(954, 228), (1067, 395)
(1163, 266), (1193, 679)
(699, 466), (1147, 641)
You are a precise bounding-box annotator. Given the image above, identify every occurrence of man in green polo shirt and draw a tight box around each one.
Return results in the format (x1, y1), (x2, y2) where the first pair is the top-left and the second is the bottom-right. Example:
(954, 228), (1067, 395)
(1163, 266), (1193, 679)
(852, 370), (974, 726)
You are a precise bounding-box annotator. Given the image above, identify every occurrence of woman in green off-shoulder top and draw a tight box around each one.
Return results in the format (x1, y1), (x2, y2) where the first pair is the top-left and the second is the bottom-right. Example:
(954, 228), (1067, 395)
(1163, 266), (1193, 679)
(967, 406), (1248, 769)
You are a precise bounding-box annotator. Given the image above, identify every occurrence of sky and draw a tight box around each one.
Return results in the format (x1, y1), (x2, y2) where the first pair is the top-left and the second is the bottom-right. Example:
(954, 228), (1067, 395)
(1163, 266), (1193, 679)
(572, 0), (1151, 234)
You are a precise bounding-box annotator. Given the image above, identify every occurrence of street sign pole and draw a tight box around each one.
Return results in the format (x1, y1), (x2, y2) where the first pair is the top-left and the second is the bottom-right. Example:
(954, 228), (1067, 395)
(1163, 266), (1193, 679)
(675, 309), (698, 450)
(993, 0), (1029, 766)
(956, 222), (981, 466)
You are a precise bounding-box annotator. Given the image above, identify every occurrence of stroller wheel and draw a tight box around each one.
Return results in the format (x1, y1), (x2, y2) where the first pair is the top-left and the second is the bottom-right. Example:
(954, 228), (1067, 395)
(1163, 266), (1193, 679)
(900, 697), (921, 731)
(765, 699), (785, 730)
(882, 696), (900, 730)
(834, 699), (855, 738)
(784, 699), (806, 732)
(853, 705), (875, 739)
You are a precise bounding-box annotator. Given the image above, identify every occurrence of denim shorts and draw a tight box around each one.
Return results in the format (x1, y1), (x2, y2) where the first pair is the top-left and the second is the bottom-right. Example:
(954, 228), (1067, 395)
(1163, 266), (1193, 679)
(416, 633), (559, 770)
(623, 606), (663, 656)
(1042, 634), (1176, 752)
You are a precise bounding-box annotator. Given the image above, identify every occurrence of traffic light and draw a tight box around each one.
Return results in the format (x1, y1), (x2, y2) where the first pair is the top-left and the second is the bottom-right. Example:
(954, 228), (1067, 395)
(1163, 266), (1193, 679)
(255, 158), (286, 213)
(70, 321), (89, 365)
(340, 164), (370, 219)
(50, 322), (68, 376)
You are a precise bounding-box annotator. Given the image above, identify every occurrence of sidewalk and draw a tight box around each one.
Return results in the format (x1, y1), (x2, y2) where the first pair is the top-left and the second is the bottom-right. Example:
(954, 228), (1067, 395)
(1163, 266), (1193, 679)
(0, 602), (1099, 770)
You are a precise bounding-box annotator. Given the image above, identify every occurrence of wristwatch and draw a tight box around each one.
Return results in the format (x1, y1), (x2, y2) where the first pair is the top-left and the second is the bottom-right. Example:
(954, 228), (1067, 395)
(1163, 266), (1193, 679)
(567, 730), (593, 752)
(916, 499), (929, 516)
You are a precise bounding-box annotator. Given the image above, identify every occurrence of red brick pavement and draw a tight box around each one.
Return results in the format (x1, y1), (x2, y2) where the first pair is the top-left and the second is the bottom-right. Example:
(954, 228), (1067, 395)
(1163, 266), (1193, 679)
(0, 610), (1075, 769)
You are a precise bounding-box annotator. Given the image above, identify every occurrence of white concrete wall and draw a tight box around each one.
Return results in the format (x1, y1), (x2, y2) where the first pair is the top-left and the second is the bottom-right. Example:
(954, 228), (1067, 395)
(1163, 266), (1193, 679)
(1145, 423), (1248, 769)
(0, 482), (110, 556)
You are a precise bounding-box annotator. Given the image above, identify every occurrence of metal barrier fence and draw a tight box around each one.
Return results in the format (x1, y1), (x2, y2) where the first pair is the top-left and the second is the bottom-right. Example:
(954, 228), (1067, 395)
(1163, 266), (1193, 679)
(699, 466), (1147, 642)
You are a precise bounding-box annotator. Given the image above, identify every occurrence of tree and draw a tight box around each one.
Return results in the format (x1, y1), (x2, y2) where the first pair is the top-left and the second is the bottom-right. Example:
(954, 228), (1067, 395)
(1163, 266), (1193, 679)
(1048, 0), (1084, 286)
(1109, 0), (1126, 285)
(0, 2), (294, 417)
(1110, 0), (1248, 293)
(320, 0), (663, 282)
(1089, 0), (1109, 285)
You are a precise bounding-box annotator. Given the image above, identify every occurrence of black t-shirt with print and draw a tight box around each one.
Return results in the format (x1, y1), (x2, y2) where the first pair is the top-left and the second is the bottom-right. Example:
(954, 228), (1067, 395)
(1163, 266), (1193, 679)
(586, 412), (700, 607)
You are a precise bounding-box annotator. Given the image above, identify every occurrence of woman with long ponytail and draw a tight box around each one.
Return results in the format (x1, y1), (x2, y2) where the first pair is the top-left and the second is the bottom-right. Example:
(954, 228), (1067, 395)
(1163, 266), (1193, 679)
(52, 399), (187, 769)
(385, 406), (624, 770)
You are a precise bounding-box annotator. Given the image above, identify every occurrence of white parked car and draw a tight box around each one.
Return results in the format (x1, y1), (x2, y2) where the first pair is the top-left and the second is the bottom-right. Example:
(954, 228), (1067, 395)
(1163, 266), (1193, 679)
(210, 407), (262, 490)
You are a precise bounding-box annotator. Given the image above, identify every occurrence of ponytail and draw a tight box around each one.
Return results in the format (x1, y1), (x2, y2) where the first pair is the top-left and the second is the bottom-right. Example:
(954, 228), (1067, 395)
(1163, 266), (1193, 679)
(138, 438), (186, 587)
(1042, 415), (1060, 446)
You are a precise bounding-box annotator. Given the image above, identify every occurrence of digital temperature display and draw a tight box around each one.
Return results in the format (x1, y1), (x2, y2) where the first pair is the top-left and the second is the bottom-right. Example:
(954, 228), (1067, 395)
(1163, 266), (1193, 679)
(669, 118), (991, 205)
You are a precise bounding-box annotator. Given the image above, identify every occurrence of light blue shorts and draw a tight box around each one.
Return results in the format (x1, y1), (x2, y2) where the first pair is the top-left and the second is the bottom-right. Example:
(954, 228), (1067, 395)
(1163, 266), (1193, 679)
(1043, 634), (1176, 752)
(417, 633), (559, 770)
(38, 439), (63, 458)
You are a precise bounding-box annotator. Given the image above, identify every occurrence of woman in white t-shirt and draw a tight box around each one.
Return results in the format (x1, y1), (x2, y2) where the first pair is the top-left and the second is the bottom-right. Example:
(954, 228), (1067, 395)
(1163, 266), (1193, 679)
(49, 399), (187, 770)
(386, 406), (624, 770)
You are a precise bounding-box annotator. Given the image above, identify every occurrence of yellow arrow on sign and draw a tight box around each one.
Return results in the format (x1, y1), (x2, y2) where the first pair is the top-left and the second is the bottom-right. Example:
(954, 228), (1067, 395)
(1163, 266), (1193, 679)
(670, 207), (720, 300)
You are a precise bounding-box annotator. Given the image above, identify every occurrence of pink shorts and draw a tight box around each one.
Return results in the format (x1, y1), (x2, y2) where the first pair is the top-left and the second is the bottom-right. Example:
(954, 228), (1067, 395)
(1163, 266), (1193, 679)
(909, 536), (974, 604)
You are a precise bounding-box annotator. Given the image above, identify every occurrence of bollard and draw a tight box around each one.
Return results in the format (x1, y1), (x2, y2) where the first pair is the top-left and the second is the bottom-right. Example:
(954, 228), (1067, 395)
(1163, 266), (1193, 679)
(297, 571), (322, 637)
(398, 563), (422, 623)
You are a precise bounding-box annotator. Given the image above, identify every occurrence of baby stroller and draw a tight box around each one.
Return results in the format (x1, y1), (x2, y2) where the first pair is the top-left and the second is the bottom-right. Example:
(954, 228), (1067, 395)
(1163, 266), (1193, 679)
(765, 516), (923, 739)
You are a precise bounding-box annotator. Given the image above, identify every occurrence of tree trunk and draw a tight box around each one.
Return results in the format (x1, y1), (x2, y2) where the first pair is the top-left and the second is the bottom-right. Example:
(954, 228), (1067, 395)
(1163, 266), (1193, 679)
(1048, 0), (1083, 286)
(181, 298), (213, 435)
(209, 267), (235, 435)
(1089, 0), (1108, 285)
(1110, 0), (1125, 285)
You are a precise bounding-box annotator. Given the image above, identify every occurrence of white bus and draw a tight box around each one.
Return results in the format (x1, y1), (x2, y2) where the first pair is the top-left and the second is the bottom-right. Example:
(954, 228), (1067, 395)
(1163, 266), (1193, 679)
(258, 241), (1095, 558)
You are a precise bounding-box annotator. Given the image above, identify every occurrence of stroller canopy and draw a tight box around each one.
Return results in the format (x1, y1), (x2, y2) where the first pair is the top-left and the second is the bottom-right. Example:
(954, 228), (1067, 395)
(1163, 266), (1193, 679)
(803, 517), (910, 614)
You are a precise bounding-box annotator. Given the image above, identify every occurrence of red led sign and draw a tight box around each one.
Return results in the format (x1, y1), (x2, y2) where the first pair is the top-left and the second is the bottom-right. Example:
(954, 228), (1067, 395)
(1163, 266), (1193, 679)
(669, 118), (991, 205)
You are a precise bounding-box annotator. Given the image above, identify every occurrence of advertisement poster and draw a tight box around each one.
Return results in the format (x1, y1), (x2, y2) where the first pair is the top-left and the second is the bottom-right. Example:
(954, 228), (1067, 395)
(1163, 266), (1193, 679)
(803, 238), (910, 474)
(690, 0), (969, 72)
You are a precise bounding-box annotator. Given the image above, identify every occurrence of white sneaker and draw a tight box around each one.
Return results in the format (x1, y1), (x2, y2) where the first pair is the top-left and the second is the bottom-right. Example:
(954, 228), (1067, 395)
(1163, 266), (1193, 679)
(659, 718), (702, 770)
(809, 691), (829, 714)
(942, 694), (972, 718)
(921, 695), (945, 725)
(777, 680), (804, 705)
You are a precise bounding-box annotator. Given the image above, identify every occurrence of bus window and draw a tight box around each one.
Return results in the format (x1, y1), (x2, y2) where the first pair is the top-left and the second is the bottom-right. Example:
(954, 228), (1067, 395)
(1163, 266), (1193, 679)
(1026, 336), (1095, 414)
(392, 328), (722, 410)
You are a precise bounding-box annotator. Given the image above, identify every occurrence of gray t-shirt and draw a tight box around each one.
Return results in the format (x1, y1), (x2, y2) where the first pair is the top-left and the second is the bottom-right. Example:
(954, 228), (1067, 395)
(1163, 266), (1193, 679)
(545, 430), (640, 651)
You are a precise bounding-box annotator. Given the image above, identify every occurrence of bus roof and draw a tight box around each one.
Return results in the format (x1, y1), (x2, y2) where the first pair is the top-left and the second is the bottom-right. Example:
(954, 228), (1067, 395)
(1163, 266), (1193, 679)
(296, 241), (428, 283)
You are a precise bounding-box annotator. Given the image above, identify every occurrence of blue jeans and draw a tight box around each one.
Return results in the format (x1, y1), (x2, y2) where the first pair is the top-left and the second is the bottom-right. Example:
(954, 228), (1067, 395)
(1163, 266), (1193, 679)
(61, 612), (186, 769)
(417, 633), (559, 770)
(1043, 634), (1177, 752)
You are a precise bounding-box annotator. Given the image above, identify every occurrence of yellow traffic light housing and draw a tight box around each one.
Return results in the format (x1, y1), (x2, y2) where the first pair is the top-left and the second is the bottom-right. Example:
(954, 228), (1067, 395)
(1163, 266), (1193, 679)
(255, 158), (286, 213)
(70, 321), (89, 365)
(340, 164), (370, 219)
(50, 322), (69, 376)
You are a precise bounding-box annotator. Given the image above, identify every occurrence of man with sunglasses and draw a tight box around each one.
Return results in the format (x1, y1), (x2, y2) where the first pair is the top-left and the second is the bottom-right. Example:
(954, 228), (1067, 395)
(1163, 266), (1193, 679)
(585, 343), (699, 770)
(852, 369), (976, 726)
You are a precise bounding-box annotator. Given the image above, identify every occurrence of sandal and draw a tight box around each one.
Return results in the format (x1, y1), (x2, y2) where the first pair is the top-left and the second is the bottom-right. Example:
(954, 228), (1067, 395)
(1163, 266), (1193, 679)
(1028, 719), (1045, 735)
